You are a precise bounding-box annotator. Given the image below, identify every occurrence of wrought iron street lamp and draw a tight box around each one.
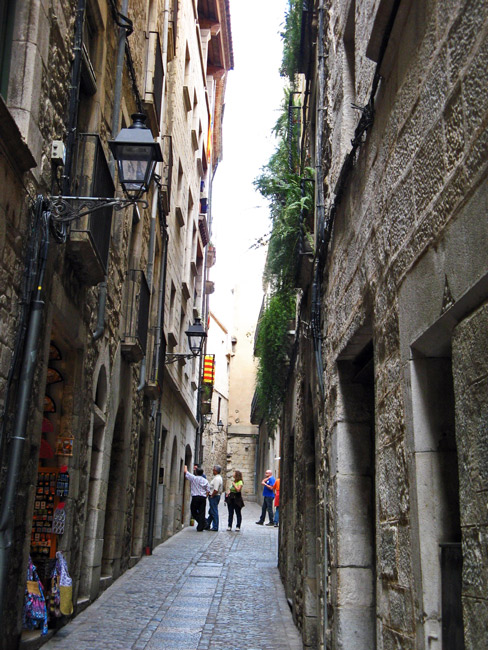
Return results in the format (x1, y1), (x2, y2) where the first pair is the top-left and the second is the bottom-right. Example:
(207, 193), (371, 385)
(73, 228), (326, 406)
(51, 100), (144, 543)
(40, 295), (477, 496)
(217, 419), (224, 433)
(165, 318), (207, 364)
(47, 113), (162, 223)
(186, 317), (207, 356)
(109, 113), (163, 199)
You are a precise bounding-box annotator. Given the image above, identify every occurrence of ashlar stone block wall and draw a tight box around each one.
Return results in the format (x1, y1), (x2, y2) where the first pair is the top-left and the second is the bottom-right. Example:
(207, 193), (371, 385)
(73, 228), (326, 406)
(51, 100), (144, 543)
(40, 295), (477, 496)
(278, 0), (488, 649)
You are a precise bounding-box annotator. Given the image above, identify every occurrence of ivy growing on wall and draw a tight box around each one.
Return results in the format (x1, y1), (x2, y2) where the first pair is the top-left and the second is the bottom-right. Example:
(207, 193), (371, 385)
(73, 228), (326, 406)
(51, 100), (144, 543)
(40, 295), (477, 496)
(280, 0), (304, 83)
(254, 290), (296, 433)
(253, 85), (314, 433)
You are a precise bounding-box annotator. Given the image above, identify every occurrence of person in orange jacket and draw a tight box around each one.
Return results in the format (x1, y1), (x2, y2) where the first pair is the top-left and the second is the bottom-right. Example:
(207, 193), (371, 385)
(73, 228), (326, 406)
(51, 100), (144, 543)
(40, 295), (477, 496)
(273, 477), (280, 527)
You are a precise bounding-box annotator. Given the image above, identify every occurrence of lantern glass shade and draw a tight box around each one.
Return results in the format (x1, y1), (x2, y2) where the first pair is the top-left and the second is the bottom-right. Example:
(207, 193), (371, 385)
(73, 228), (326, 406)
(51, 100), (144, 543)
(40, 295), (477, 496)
(217, 419), (224, 433)
(185, 317), (207, 356)
(109, 113), (163, 198)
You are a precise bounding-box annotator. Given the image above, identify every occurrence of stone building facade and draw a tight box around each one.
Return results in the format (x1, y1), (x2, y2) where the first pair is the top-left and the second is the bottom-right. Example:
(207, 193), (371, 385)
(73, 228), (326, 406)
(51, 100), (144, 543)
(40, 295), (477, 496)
(200, 311), (230, 483)
(0, 0), (232, 647)
(273, 1), (488, 649)
(227, 282), (262, 499)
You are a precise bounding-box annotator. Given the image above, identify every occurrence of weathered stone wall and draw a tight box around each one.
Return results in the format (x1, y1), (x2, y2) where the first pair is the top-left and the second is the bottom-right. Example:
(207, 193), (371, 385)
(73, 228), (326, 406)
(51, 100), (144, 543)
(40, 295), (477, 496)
(1, 0), (162, 644)
(452, 302), (488, 647)
(1, 0), (233, 643)
(279, 0), (488, 649)
(226, 431), (258, 496)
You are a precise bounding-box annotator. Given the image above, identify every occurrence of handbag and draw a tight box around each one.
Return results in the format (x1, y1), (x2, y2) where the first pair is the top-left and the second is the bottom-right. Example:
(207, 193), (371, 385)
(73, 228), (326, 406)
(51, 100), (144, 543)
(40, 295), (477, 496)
(23, 558), (48, 635)
(56, 551), (73, 616)
(234, 492), (245, 509)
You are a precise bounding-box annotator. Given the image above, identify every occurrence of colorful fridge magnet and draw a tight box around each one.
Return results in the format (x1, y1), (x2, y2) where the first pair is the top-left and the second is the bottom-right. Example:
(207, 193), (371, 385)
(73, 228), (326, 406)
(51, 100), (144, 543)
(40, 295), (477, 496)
(55, 436), (73, 457)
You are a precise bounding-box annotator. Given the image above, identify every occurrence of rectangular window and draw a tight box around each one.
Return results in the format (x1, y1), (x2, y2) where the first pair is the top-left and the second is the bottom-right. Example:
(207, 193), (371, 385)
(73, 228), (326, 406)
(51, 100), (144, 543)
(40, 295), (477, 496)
(0, 0), (16, 98)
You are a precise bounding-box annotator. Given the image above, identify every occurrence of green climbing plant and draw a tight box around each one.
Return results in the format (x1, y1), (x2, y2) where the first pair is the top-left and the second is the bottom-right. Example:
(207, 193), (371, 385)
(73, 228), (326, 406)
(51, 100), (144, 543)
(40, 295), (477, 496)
(280, 0), (303, 83)
(254, 290), (296, 433)
(253, 87), (315, 433)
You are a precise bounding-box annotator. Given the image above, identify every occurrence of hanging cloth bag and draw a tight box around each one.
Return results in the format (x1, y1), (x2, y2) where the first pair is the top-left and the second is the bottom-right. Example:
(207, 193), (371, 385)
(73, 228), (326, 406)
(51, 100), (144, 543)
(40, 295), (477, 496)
(22, 557), (48, 635)
(56, 551), (73, 616)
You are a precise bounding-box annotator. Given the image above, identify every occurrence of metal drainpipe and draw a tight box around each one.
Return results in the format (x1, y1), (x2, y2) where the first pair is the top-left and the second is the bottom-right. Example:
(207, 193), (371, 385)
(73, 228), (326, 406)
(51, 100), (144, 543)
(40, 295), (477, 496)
(111, 0), (129, 158)
(315, 1), (328, 645)
(146, 214), (169, 552)
(62, 0), (85, 196)
(137, 192), (158, 391)
(146, 0), (170, 550)
(93, 0), (129, 341)
(92, 277), (107, 340)
(146, 411), (161, 554)
(0, 210), (49, 624)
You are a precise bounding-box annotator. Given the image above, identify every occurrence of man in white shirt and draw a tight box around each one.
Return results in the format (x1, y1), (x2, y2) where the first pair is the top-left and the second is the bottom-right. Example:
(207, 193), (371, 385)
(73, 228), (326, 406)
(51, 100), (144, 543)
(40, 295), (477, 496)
(205, 465), (223, 531)
(184, 465), (210, 531)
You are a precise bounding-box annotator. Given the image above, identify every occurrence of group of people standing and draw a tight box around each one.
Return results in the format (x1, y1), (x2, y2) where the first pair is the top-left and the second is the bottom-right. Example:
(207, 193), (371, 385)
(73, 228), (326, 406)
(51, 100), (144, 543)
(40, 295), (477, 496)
(183, 465), (279, 532)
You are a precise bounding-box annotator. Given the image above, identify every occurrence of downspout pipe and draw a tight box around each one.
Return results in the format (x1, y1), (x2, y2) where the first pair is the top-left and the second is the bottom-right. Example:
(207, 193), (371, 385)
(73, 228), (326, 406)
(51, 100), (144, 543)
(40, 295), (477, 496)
(94, 0), (129, 341)
(146, 0), (170, 552)
(111, 0), (129, 158)
(61, 0), (86, 196)
(137, 192), (158, 391)
(145, 411), (161, 553)
(146, 211), (169, 552)
(312, 0), (326, 402)
(0, 209), (49, 624)
(315, 2), (328, 646)
(92, 278), (107, 340)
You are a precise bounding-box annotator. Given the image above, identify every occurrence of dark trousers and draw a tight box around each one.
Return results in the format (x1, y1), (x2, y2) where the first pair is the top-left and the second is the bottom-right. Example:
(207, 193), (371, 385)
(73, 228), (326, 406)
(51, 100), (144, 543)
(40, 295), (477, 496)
(258, 496), (274, 523)
(227, 502), (242, 528)
(191, 495), (207, 531)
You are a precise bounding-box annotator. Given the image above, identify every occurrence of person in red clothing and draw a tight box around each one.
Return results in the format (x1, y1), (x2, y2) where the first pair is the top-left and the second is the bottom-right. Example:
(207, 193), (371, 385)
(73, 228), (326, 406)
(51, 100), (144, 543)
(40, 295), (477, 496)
(273, 477), (280, 527)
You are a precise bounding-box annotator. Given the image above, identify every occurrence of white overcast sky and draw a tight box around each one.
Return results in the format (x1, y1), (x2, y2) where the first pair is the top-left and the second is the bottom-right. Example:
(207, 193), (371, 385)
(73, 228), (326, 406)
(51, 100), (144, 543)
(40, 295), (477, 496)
(209, 0), (288, 327)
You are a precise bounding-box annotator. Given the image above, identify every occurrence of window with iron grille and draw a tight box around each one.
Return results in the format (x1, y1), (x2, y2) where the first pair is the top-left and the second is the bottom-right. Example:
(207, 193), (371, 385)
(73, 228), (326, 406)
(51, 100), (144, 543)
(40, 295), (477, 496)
(122, 270), (150, 363)
(0, 0), (15, 98)
(143, 31), (164, 133)
(69, 134), (114, 275)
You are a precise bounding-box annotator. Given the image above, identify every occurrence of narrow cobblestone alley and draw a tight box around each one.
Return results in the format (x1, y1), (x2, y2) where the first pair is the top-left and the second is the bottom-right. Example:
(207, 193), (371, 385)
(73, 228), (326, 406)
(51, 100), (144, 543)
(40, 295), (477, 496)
(41, 502), (302, 650)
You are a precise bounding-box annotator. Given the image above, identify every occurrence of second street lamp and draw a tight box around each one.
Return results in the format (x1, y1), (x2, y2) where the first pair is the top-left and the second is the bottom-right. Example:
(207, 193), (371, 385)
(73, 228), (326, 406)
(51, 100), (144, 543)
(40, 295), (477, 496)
(165, 318), (207, 364)
(185, 317), (207, 357)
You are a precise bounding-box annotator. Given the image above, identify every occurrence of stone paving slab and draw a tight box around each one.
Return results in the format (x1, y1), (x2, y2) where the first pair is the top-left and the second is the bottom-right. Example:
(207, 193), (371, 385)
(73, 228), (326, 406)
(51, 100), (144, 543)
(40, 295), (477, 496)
(43, 502), (303, 650)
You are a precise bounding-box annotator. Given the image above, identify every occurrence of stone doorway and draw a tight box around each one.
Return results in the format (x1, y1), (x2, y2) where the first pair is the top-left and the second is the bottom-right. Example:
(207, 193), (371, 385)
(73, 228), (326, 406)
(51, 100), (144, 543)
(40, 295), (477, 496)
(410, 344), (463, 649)
(334, 338), (376, 649)
(101, 403), (128, 579)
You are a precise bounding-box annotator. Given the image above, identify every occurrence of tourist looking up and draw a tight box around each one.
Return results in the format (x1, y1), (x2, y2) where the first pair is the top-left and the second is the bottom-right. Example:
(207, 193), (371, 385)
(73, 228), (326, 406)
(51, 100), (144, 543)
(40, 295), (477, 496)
(256, 469), (276, 526)
(184, 465), (210, 531)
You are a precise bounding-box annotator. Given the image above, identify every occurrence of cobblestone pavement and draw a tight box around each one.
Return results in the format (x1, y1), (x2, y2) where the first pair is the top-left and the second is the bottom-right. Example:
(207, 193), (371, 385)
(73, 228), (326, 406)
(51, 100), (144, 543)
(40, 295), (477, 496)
(43, 502), (302, 650)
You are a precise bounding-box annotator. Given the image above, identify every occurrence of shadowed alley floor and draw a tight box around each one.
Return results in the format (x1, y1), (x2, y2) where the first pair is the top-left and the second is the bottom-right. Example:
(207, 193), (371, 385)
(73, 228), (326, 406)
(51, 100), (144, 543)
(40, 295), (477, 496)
(41, 501), (303, 650)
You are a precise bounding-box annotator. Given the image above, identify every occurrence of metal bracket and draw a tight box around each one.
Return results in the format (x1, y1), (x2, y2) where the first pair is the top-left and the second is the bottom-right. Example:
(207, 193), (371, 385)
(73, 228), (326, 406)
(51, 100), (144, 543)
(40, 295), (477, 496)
(47, 195), (148, 223)
(164, 353), (196, 365)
